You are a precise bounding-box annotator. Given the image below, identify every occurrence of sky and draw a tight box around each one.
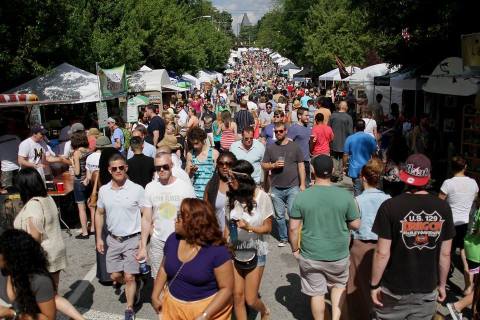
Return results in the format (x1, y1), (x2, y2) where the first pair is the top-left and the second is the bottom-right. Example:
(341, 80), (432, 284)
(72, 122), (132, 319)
(211, 0), (274, 35)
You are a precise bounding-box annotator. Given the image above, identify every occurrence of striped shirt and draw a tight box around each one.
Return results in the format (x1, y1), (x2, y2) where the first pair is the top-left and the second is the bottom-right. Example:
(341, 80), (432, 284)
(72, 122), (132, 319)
(234, 109), (254, 133)
(192, 148), (215, 198)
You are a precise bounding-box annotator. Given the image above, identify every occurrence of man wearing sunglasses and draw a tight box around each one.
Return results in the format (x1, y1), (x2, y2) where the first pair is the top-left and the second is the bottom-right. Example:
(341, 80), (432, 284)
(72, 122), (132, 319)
(95, 153), (147, 320)
(262, 122), (306, 247)
(260, 110), (285, 145)
(138, 152), (195, 282)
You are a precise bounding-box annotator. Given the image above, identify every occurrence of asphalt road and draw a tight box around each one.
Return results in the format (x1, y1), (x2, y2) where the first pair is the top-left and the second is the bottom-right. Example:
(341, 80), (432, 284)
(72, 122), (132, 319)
(56, 179), (468, 319)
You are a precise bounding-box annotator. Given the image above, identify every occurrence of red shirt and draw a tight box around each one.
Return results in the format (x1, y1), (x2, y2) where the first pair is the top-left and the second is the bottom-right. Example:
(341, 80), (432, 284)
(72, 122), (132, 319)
(311, 124), (334, 155)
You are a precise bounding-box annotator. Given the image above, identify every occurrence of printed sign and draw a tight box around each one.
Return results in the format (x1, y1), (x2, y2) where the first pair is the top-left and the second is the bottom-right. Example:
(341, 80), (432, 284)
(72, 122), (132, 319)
(97, 65), (128, 99)
(96, 102), (108, 129)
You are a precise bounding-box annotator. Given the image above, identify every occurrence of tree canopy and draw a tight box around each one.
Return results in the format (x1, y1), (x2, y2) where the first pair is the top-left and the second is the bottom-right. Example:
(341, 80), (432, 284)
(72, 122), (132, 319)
(254, 0), (477, 73)
(0, 0), (233, 91)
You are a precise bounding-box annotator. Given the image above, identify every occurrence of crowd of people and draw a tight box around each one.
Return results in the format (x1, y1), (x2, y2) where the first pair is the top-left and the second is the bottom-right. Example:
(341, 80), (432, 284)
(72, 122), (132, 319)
(0, 50), (479, 320)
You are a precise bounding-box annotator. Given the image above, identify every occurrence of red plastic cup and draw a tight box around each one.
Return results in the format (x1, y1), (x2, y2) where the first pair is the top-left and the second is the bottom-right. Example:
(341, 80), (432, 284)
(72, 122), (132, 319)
(56, 182), (64, 192)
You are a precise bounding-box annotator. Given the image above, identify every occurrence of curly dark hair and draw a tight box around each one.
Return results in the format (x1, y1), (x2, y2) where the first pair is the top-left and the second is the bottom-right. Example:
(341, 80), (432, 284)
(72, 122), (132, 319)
(227, 160), (256, 214)
(186, 127), (207, 145)
(70, 131), (89, 149)
(179, 198), (226, 247)
(0, 229), (53, 316)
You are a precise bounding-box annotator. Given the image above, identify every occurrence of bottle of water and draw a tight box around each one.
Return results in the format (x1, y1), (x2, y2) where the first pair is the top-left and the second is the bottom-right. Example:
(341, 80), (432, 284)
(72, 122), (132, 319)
(138, 259), (150, 275)
(229, 219), (238, 243)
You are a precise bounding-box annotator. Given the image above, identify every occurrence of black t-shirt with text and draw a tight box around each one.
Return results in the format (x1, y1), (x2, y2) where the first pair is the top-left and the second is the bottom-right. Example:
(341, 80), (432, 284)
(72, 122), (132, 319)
(146, 116), (166, 145)
(372, 193), (455, 294)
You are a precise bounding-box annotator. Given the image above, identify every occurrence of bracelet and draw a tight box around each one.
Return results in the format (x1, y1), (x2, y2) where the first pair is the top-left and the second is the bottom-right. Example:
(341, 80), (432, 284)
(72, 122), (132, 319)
(370, 282), (381, 290)
(292, 248), (299, 253)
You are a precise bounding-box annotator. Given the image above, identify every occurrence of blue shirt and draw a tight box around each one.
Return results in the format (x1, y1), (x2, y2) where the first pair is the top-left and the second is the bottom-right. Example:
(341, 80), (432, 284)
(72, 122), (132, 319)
(353, 188), (391, 240)
(261, 124), (276, 145)
(344, 132), (377, 178)
(127, 141), (156, 160)
(111, 128), (125, 153)
(287, 123), (311, 161)
(300, 95), (312, 108)
(230, 140), (265, 184)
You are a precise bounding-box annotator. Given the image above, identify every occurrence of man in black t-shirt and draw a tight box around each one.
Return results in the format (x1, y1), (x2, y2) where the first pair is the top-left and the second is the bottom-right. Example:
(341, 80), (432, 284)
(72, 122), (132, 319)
(126, 137), (154, 188)
(144, 104), (165, 147)
(370, 154), (455, 319)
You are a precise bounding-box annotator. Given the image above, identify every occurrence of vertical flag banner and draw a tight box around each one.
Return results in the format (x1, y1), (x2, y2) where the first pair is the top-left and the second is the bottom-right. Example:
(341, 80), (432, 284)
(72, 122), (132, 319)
(97, 65), (128, 100)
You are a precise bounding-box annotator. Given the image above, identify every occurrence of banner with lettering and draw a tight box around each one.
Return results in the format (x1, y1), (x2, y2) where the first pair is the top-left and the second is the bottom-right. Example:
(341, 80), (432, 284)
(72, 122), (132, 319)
(97, 65), (128, 100)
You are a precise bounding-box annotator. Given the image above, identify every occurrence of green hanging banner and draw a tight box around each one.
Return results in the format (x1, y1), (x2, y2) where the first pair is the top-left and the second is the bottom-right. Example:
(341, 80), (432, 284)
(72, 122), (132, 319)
(97, 64), (128, 100)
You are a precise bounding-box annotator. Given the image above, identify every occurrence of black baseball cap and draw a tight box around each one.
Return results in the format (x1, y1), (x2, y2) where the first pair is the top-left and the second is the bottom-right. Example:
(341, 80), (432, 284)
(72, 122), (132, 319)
(31, 124), (47, 135)
(312, 155), (333, 178)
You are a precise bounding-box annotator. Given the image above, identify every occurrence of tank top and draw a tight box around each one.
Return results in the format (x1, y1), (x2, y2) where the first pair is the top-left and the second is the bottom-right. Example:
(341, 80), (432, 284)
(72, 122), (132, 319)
(192, 148), (215, 198)
(76, 149), (92, 180)
(220, 123), (235, 150)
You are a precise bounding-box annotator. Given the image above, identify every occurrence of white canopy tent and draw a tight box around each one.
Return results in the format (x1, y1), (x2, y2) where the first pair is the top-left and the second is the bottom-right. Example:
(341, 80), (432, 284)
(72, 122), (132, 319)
(8, 63), (100, 103)
(423, 57), (480, 96)
(182, 73), (201, 89)
(128, 68), (187, 93)
(197, 70), (223, 83)
(345, 63), (401, 112)
(318, 66), (361, 81)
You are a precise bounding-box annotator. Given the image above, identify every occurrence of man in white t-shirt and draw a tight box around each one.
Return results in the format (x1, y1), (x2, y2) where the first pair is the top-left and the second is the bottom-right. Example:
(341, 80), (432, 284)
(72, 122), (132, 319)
(0, 133), (20, 191)
(17, 125), (62, 179)
(175, 102), (189, 135)
(138, 152), (195, 278)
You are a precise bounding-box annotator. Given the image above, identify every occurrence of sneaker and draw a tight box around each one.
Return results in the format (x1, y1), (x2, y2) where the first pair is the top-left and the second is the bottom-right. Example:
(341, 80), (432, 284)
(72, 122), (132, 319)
(277, 240), (288, 247)
(124, 308), (135, 320)
(134, 278), (144, 306)
(447, 303), (462, 320)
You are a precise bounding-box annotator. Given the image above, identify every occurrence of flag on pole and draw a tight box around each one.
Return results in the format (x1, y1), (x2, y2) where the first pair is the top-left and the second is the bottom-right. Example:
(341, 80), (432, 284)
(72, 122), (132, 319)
(335, 55), (349, 79)
(97, 64), (128, 100)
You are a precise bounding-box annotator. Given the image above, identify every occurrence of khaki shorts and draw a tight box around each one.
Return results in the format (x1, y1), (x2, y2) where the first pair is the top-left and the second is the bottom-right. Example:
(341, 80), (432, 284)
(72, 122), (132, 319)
(106, 234), (140, 275)
(298, 255), (350, 296)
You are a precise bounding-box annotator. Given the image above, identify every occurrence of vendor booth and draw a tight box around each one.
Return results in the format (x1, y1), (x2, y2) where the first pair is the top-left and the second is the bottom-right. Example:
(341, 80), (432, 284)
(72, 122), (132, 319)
(422, 57), (480, 182)
(345, 63), (401, 114)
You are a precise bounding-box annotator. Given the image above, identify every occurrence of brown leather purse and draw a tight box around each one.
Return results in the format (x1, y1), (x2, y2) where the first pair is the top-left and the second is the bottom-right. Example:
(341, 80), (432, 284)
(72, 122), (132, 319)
(87, 171), (99, 208)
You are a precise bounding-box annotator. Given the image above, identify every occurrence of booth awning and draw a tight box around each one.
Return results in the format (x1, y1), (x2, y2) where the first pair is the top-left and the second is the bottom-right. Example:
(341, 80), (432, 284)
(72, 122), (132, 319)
(6, 63), (100, 103)
(423, 57), (480, 96)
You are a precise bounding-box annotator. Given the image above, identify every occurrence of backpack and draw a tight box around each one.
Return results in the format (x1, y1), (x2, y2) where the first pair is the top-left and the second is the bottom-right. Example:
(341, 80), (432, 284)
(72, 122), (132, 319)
(121, 128), (131, 151)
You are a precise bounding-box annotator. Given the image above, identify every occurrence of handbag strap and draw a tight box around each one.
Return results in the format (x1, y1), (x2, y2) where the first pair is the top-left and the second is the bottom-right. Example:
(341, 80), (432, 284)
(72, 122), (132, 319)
(168, 246), (197, 289)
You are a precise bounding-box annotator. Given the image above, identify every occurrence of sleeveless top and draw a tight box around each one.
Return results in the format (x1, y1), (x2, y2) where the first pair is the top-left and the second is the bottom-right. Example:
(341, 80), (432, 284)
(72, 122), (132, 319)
(192, 148), (215, 198)
(76, 149), (92, 180)
(220, 124), (235, 150)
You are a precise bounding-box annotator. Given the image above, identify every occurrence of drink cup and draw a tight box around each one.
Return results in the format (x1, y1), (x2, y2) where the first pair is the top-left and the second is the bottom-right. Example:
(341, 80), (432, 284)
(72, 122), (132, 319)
(56, 182), (64, 192)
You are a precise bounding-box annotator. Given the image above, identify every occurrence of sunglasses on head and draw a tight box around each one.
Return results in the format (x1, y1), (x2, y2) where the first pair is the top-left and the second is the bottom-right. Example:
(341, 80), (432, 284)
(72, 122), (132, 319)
(111, 165), (125, 172)
(274, 129), (284, 134)
(155, 164), (170, 172)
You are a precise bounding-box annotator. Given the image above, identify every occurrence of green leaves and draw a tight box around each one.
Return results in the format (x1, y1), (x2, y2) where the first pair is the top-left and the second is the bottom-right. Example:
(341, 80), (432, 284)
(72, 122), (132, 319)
(0, 0), (233, 91)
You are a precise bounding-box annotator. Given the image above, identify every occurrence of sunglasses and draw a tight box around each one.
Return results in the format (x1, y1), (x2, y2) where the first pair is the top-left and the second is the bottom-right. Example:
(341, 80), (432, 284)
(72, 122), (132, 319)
(155, 164), (171, 172)
(274, 129), (285, 134)
(274, 115), (281, 118)
(111, 165), (125, 172)
(218, 160), (234, 167)
(242, 137), (253, 141)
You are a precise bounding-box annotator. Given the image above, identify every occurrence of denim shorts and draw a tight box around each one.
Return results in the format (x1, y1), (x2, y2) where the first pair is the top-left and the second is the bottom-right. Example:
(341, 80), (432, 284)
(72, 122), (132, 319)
(257, 255), (266, 267)
(73, 178), (88, 203)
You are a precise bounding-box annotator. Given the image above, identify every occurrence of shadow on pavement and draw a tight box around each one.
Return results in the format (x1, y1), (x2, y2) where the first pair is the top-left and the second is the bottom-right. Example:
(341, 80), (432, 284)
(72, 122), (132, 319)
(275, 273), (313, 320)
(63, 280), (94, 312)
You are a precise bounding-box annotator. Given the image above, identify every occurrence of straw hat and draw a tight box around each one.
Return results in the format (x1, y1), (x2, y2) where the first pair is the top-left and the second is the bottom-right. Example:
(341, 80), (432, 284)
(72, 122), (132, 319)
(157, 135), (181, 151)
(88, 128), (100, 137)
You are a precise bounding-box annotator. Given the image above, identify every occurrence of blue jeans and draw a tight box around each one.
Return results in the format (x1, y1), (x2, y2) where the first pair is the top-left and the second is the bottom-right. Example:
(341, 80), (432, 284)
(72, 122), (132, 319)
(271, 186), (300, 242)
(352, 177), (362, 197)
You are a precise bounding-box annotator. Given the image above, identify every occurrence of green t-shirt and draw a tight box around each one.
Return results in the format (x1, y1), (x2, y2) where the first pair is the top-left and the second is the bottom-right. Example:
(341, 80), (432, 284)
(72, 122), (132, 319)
(290, 185), (359, 261)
